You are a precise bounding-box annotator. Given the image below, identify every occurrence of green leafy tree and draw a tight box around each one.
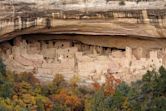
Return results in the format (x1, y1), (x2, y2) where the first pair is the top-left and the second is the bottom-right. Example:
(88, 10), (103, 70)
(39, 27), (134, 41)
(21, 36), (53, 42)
(0, 58), (6, 83)
(91, 87), (109, 111)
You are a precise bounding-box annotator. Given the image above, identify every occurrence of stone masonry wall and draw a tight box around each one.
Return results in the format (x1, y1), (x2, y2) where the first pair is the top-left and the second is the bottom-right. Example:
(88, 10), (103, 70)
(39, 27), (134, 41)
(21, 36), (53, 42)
(0, 37), (165, 84)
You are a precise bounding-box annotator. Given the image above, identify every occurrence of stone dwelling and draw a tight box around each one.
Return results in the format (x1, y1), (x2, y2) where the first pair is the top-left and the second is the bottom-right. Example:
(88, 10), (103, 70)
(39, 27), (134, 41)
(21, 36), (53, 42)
(0, 37), (164, 84)
(0, 0), (166, 85)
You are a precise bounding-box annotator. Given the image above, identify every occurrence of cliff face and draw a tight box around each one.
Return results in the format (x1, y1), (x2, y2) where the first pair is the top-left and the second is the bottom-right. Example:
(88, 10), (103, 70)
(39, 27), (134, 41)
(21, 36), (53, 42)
(0, 0), (166, 41)
(1, 0), (166, 83)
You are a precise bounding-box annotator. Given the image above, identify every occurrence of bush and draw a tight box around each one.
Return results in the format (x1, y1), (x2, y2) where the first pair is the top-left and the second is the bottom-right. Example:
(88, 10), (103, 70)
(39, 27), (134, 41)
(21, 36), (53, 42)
(0, 82), (13, 98)
(53, 74), (65, 87)
(14, 72), (40, 86)
(90, 87), (108, 111)
(0, 58), (6, 84)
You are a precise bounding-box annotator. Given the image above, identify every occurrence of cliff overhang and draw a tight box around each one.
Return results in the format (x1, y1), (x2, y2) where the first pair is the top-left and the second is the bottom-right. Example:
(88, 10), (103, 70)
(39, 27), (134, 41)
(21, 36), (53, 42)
(0, 0), (166, 42)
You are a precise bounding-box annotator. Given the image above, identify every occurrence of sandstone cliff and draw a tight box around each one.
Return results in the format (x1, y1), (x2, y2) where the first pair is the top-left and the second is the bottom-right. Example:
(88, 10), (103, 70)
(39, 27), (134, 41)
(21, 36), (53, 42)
(0, 0), (166, 42)
(1, 0), (166, 83)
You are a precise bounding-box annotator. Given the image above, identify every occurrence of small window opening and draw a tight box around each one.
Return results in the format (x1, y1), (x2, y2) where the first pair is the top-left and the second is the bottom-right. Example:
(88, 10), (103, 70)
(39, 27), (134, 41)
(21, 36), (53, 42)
(46, 41), (48, 44)
(72, 43), (74, 47)
(53, 42), (56, 45)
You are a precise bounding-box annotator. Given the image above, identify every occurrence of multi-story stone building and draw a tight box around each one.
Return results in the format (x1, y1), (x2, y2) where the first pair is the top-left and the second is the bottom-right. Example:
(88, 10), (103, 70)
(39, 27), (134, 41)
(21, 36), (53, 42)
(0, 0), (166, 84)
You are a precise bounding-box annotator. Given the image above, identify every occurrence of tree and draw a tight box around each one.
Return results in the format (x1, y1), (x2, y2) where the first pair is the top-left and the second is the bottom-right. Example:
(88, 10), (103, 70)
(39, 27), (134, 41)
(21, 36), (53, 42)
(70, 74), (80, 88)
(0, 59), (13, 99)
(0, 82), (13, 98)
(104, 74), (121, 96)
(14, 72), (40, 86)
(91, 87), (107, 111)
(0, 58), (6, 83)
(53, 74), (65, 87)
(53, 89), (81, 110)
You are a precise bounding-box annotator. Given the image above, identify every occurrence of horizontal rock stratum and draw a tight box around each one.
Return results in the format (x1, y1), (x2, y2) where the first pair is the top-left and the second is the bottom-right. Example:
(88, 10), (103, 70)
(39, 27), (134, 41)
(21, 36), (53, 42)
(0, 0), (166, 41)
(1, 0), (166, 84)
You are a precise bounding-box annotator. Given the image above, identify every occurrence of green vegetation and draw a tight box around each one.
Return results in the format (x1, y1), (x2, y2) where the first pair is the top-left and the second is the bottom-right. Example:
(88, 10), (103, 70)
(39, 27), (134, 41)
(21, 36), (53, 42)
(0, 59), (165, 111)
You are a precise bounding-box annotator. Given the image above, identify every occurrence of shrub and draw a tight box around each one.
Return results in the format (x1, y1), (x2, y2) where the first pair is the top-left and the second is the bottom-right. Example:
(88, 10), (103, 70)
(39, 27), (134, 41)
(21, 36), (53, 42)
(0, 58), (6, 84)
(0, 98), (13, 111)
(0, 82), (13, 98)
(14, 72), (40, 86)
(53, 89), (81, 110)
(70, 74), (80, 88)
(53, 74), (65, 87)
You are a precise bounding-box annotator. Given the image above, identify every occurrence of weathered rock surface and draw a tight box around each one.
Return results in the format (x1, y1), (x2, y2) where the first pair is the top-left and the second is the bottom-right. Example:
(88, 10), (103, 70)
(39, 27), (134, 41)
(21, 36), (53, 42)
(0, 0), (166, 41)
(0, 0), (166, 84)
